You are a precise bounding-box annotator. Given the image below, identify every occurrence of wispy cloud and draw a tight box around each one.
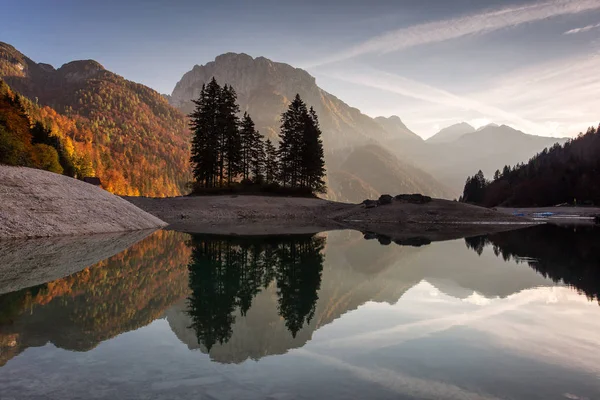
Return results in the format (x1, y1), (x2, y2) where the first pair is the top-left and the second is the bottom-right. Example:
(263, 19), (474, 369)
(309, 0), (600, 67)
(320, 68), (547, 134)
(564, 22), (600, 34)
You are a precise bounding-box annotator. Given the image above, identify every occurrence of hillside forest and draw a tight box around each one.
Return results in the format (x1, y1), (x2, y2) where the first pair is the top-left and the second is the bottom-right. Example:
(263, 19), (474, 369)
(460, 125), (600, 207)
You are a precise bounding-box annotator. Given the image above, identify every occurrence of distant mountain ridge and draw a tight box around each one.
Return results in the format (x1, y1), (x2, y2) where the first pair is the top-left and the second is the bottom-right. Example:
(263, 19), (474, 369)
(426, 122), (475, 143)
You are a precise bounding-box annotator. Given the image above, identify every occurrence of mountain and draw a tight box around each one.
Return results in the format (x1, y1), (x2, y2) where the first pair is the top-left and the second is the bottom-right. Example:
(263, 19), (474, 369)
(374, 115), (422, 142)
(462, 124), (600, 207)
(170, 53), (450, 200)
(384, 123), (568, 196)
(0, 41), (190, 196)
(426, 122), (475, 144)
(328, 144), (452, 202)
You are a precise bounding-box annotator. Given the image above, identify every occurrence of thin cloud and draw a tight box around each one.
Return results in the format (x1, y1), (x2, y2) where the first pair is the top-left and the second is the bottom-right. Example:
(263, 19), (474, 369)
(309, 0), (600, 67)
(321, 68), (546, 135)
(564, 22), (600, 34)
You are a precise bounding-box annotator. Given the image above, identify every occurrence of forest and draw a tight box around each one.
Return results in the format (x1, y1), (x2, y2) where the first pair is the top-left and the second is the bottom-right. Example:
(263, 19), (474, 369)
(189, 78), (326, 196)
(460, 124), (600, 206)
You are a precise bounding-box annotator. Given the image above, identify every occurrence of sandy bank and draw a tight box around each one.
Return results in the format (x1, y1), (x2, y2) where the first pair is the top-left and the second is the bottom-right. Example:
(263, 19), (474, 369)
(0, 166), (167, 239)
(124, 195), (534, 238)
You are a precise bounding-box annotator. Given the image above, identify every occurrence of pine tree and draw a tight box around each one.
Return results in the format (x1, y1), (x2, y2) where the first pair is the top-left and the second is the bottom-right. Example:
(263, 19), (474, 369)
(189, 79), (220, 188)
(219, 84), (241, 186)
(301, 107), (326, 193)
(251, 134), (266, 183)
(264, 138), (279, 184)
(239, 112), (255, 181)
(279, 94), (307, 188)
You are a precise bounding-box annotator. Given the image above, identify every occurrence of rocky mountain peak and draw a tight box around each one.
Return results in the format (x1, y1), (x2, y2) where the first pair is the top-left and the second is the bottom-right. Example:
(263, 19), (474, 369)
(58, 60), (105, 82)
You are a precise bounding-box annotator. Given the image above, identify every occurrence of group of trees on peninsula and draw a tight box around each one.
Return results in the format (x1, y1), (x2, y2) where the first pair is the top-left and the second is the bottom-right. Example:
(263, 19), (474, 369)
(460, 124), (600, 207)
(189, 78), (326, 195)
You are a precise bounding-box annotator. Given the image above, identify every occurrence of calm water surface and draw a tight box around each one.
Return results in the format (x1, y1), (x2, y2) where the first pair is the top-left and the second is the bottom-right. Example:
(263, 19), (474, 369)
(1, 226), (599, 400)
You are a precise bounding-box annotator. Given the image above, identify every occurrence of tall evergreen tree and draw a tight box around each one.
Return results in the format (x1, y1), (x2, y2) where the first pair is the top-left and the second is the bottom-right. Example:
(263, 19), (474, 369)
(239, 112), (255, 181)
(250, 131), (266, 183)
(301, 107), (327, 193)
(189, 79), (220, 188)
(218, 84), (241, 186)
(279, 94), (307, 188)
(264, 138), (279, 184)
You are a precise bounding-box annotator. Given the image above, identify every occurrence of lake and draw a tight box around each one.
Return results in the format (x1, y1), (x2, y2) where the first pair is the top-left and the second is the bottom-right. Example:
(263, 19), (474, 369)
(1, 225), (599, 399)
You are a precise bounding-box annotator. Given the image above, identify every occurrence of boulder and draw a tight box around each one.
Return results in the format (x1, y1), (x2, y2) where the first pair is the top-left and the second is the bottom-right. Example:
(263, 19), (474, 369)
(378, 194), (393, 205)
(363, 199), (378, 208)
(395, 194), (432, 204)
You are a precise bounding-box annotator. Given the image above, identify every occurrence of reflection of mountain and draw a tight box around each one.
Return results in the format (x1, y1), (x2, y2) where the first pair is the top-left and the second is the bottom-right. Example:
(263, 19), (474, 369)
(0, 231), (191, 366)
(1, 227), (579, 369)
(465, 224), (600, 303)
(166, 230), (554, 363)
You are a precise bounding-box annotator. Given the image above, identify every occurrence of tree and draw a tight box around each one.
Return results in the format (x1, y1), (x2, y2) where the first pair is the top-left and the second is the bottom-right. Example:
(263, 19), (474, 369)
(250, 133), (265, 183)
(301, 107), (326, 193)
(279, 94), (307, 188)
(264, 138), (279, 184)
(189, 79), (220, 188)
(278, 94), (327, 193)
(239, 112), (255, 181)
(219, 84), (241, 185)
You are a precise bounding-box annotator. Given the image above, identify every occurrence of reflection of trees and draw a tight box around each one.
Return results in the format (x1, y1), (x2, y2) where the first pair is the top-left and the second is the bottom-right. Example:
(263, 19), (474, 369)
(0, 230), (191, 366)
(186, 234), (325, 350)
(465, 225), (600, 303)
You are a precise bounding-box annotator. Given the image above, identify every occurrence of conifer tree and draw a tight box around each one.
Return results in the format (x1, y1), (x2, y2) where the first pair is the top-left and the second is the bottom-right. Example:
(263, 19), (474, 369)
(240, 112), (255, 181)
(218, 84), (241, 185)
(301, 107), (326, 193)
(251, 134), (266, 183)
(279, 94), (307, 188)
(190, 79), (220, 188)
(264, 138), (279, 184)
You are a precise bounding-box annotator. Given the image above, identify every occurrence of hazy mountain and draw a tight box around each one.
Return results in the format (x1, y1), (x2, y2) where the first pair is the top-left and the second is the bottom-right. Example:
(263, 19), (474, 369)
(374, 115), (422, 142)
(328, 144), (452, 202)
(170, 52), (450, 200)
(0, 41), (190, 196)
(426, 122), (475, 144)
(384, 123), (568, 196)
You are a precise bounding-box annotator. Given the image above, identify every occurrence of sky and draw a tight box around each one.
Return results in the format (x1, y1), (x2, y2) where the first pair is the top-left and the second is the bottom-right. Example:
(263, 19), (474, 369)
(2, 0), (600, 138)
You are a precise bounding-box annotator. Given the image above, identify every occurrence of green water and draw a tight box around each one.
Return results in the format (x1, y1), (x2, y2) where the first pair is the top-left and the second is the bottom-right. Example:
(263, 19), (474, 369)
(0, 225), (599, 399)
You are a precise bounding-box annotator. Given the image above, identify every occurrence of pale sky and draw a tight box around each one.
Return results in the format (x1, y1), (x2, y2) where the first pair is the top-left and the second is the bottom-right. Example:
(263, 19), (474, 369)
(3, 0), (600, 138)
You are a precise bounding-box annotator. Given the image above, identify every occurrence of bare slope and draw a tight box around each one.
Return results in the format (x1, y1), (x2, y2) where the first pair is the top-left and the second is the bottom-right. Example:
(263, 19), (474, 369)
(0, 166), (166, 239)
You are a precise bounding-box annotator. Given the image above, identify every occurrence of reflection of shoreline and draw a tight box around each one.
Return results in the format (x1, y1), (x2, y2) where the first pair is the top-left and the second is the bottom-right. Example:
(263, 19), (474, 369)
(0, 230), (191, 367)
(2, 226), (592, 369)
(0, 229), (157, 295)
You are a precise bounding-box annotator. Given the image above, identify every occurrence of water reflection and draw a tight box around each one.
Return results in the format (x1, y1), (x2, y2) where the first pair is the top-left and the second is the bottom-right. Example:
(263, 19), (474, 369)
(465, 224), (600, 303)
(1, 226), (600, 399)
(185, 234), (324, 352)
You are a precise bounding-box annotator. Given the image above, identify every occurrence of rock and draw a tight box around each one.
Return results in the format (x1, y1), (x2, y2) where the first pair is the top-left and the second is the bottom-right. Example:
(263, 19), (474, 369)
(395, 194), (432, 204)
(363, 199), (378, 208)
(378, 194), (393, 205)
(377, 235), (392, 245)
(363, 232), (378, 240)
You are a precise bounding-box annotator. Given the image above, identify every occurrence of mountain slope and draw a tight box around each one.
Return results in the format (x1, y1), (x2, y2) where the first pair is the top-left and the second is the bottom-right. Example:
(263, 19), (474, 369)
(426, 122), (475, 144)
(385, 124), (567, 196)
(170, 53), (450, 200)
(0, 41), (191, 196)
(328, 144), (452, 202)
(463, 124), (600, 207)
